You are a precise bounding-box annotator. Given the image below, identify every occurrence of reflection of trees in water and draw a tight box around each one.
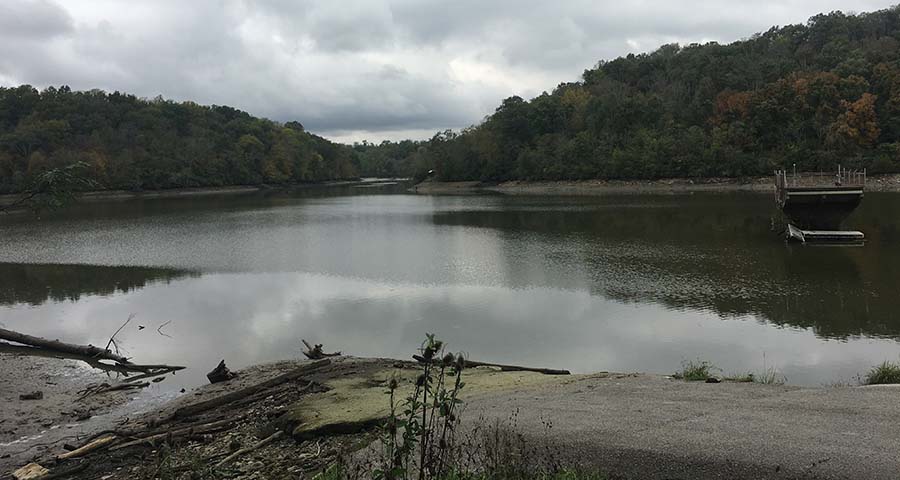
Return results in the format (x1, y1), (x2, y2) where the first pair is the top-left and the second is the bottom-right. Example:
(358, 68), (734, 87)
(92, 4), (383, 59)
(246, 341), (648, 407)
(432, 194), (900, 340)
(0, 263), (198, 306)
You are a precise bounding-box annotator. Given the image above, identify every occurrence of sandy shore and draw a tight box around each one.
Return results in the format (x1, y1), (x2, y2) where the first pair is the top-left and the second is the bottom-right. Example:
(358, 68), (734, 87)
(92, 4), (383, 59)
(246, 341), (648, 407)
(413, 173), (900, 195)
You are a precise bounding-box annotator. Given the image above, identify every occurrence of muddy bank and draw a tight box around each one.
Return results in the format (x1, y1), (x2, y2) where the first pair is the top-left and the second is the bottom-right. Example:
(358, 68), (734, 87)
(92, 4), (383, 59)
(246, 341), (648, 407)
(1, 356), (579, 479)
(0, 354), (143, 469)
(5, 354), (897, 479)
(413, 173), (900, 195)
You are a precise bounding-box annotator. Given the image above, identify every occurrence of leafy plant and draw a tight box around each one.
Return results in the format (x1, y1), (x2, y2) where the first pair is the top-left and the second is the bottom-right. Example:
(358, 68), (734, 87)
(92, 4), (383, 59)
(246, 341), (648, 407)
(376, 334), (466, 480)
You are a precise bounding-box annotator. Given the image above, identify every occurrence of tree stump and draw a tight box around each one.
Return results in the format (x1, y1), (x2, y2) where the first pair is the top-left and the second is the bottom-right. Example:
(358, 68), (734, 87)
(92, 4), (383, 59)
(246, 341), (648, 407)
(207, 359), (237, 384)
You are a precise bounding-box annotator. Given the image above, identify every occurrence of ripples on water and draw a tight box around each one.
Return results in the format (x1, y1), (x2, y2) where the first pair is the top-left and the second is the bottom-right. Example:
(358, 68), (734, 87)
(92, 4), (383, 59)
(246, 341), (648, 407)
(1, 185), (899, 386)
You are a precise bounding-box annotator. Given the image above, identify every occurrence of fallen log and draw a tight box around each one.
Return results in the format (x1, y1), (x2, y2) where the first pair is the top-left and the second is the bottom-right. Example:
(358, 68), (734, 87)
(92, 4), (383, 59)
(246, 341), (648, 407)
(215, 430), (284, 467)
(0, 341), (185, 377)
(412, 354), (570, 375)
(173, 359), (332, 419)
(0, 327), (130, 364)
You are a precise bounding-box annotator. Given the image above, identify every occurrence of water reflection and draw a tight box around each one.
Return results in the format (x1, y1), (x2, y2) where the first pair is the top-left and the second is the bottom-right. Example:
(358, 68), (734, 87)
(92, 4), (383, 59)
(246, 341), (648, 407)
(431, 194), (900, 339)
(1, 271), (897, 388)
(0, 189), (899, 386)
(0, 263), (197, 306)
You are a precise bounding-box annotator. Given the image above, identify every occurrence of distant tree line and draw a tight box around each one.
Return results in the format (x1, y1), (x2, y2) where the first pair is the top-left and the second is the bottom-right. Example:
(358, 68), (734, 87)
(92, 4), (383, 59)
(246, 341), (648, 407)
(0, 86), (358, 193)
(5, 7), (900, 193)
(366, 7), (900, 182)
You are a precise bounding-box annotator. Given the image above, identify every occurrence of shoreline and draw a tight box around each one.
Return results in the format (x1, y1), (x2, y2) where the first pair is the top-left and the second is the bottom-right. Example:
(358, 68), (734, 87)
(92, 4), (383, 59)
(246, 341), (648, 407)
(3, 354), (899, 479)
(0, 178), (411, 207)
(412, 173), (900, 195)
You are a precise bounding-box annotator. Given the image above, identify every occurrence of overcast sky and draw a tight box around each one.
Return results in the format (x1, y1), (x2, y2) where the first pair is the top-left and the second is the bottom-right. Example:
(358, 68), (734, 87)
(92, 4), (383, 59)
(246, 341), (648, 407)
(0, 0), (896, 143)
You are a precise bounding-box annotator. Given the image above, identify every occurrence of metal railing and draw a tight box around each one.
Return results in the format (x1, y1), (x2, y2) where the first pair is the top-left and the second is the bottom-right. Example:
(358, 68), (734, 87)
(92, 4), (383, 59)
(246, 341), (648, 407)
(774, 166), (866, 203)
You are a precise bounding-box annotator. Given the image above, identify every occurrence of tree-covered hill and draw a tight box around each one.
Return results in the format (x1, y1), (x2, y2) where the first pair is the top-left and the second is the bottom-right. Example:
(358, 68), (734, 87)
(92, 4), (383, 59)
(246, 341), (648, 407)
(376, 7), (900, 182)
(6, 7), (900, 193)
(0, 86), (358, 193)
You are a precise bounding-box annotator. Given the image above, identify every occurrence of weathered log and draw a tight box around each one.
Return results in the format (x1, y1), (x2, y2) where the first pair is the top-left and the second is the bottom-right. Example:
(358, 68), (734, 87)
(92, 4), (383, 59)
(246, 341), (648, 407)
(215, 430), (284, 467)
(174, 359), (332, 419)
(412, 354), (570, 375)
(0, 327), (130, 364)
(207, 359), (236, 384)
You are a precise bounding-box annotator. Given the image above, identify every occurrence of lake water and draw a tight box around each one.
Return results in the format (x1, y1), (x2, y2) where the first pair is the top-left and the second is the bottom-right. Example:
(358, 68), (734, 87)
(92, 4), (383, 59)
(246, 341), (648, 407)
(2, 183), (899, 388)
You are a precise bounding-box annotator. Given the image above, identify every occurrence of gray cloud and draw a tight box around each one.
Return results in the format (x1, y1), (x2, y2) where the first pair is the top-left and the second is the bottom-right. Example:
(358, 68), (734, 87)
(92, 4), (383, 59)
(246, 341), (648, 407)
(0, 0), (895, 142)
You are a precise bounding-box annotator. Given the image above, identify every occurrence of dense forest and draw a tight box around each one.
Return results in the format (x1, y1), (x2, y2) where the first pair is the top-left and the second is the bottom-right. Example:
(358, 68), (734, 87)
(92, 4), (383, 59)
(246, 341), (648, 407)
(0, 86), (358, 193)
(373, 7), (900, 182)
(5, 7), (900, 193)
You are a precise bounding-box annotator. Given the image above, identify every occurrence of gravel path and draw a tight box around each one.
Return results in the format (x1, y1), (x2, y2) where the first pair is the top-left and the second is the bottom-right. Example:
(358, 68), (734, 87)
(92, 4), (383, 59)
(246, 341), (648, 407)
(465, 373), (900, 479)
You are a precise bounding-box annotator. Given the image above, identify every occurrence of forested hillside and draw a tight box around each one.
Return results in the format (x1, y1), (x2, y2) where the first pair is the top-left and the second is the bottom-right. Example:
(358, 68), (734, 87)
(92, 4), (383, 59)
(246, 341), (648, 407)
(5, 7), (900, 193)
(377, 7), (900, 182)
(0, 86), (358, 193)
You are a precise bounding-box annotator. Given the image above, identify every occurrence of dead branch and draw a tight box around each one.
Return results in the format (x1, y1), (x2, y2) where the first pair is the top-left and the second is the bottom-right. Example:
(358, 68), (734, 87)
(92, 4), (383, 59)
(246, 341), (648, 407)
(57, 435), (117, 460)
(157, 320), (173, 338)
(412, 354), (570, 375)
(216, 430), (284, 467)
(301, 339), (341, 359)
(105, 314), (134, 356)
(173, 359), (332, 419)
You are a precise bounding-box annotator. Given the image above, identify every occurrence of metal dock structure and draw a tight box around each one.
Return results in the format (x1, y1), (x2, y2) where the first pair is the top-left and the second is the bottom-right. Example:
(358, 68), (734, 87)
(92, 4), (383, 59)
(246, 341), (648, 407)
(775, 167), (866, 244)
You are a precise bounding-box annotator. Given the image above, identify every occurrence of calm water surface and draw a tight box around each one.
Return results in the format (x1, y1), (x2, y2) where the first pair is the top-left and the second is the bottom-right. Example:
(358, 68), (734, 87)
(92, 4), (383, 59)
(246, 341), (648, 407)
(2, 184), (900, 388)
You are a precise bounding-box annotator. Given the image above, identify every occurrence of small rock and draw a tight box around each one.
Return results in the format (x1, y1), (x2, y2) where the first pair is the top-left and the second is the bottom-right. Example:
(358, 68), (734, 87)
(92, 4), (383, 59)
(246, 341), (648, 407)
(19, 391), (43, 401)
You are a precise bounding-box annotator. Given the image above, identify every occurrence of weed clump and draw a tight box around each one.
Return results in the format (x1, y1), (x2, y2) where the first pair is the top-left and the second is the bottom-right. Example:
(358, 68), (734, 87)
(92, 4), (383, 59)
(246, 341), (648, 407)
(865, 361), (900, 385)
(673, 360), (716, 381)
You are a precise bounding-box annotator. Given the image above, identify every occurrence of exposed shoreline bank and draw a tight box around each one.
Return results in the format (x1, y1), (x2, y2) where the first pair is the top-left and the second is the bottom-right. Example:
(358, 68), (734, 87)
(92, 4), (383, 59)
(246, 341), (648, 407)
(413, 173), (900, 195)
(4, 354), (900, 479)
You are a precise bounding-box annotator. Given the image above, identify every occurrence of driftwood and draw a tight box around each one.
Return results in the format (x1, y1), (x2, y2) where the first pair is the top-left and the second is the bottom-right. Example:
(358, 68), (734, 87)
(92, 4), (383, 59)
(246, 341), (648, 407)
(215, 430), (284, 467)
(207, 359), (236, 384)
(57, 435), (117, 460)
(0, 340), (185, 379)
(0, 327), (130, 364)
(301, 339), (341, 360)
(110, 418), (237, 451)
(77, 381), (150, 399)
(412, 354), (570, 375)
(174, 359), (332, 419)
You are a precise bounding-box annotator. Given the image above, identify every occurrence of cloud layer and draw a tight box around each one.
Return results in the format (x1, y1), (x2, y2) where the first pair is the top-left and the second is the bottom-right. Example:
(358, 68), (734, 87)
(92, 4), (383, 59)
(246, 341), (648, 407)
(0, 0), (895, 142)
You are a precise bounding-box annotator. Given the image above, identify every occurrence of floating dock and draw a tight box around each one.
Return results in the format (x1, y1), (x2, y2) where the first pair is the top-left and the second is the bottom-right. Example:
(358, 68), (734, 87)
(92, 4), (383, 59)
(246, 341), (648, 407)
(785, 223), (865, 245)
(775, 167), (866, 244)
